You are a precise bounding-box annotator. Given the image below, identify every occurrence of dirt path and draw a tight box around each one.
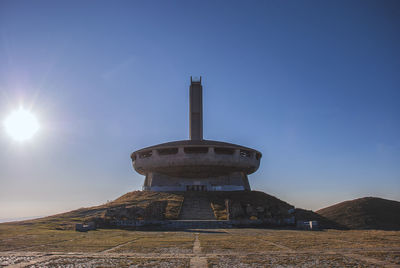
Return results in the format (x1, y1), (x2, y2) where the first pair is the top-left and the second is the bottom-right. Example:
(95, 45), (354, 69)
(190, 233), (207, 268)
(258, 238), (295, 252)
(100, 238), (139, 253)
(11, 238), (75, 251)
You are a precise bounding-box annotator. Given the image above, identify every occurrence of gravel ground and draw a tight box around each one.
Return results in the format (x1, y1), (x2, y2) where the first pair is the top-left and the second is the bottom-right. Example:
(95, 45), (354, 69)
(1, 229), (399, 267)
(32, 257), (190, 268)
(358, 251), (400, 265)
(207, 254), (376, 268)
(1, 255), (36, 266)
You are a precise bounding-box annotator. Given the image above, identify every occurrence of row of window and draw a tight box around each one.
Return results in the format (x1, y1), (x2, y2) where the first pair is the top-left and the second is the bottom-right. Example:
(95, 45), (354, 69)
(132, 147), (261, 161)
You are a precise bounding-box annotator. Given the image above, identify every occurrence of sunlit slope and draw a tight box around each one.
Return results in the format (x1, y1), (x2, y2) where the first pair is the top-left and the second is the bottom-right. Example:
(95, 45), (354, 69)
(316, 197), (400, 230)
(22, 191), (184, 229)
(6, 191), (299, 229)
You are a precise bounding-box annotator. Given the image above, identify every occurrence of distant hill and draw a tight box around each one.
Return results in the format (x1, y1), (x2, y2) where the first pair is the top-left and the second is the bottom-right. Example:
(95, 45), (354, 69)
(294, 208), (348, 229)
(316, 197), (400, 230)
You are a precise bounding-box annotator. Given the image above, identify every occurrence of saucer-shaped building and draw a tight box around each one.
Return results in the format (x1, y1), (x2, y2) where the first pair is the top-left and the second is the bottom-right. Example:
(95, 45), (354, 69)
(131, 77), (261, 191)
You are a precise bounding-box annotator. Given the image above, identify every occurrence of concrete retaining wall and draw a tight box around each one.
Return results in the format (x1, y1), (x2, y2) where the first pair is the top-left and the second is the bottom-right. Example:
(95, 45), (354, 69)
(110, 218), (295, 229)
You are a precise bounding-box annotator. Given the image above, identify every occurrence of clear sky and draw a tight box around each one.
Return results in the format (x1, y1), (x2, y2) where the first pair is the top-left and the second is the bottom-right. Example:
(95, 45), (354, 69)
(0, 0), (399, 219)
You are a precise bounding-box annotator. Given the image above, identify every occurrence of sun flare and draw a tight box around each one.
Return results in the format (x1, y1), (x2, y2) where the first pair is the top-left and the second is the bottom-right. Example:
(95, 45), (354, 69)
(4, 107), (39, 142)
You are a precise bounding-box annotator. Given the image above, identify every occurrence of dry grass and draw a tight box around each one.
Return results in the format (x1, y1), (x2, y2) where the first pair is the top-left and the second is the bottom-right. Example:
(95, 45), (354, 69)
(26, 230), (141, 252)
(317, 197), (400, 230)
(210, 203), (227, 220)
(0, 226), (194, 254)
(1, 226), (399, 254)
(113, 191), (185, 220)
(4, 191), (186, 231)
(0, 224), (83, 251)
(198, 228), (400, 258)
(199, 233), (282, 253)
(1, 224), (399, 267)
(112, 232), (194, 253)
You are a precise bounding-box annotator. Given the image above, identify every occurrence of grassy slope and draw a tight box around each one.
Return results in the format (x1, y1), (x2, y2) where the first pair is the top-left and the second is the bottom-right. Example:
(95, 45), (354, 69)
(5, 191), (295, 228)
(8, 191), (395, 231)
(316, 197), (400, 230)
(18, 191), (185, 229)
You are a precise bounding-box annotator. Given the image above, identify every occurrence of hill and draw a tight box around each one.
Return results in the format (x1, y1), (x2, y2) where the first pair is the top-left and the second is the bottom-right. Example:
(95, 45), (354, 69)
(316, 197), (400, 230)
(294, 208), (347, 229)
(23, 191), (184, 229)
(11, 191), (389, 230)
(9, 191), (298, 229)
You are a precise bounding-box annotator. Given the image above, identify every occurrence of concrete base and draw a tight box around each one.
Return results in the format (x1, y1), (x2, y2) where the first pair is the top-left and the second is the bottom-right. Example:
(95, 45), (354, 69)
(143, 171), (251, 191)
(110, 219), (295, 229)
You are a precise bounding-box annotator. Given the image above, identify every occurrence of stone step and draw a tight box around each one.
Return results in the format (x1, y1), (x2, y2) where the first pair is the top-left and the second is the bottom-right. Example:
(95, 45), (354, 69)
(179, 194), (215, 220)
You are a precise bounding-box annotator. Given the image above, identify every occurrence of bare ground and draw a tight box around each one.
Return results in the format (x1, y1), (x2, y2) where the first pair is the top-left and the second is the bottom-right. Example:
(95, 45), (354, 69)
(0, 228), (399, 267)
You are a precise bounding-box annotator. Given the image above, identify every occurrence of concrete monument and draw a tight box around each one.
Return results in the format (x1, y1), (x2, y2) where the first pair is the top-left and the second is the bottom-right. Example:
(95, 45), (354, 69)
(131, 77), (261, 191)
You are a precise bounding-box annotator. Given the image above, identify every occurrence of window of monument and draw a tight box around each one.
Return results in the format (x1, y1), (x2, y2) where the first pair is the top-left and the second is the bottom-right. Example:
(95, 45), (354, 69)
(139, 150), (152, 158)
(240, 149), (252, 158)
(184, 147), (208, 154)
(214, 147), (235, 155)
(158, 148), (179, 155)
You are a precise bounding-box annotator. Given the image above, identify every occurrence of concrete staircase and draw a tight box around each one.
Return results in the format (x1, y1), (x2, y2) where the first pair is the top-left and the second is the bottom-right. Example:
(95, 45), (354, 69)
(179, 193), (216, 220)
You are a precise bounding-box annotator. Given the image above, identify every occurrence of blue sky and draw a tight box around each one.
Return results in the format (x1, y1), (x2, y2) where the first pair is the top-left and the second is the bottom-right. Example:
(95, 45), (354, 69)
(0, 0), (399, 219)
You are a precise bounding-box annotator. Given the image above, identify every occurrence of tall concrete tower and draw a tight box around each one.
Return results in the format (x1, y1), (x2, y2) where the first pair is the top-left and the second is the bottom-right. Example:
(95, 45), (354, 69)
(189, 77), (203, 140)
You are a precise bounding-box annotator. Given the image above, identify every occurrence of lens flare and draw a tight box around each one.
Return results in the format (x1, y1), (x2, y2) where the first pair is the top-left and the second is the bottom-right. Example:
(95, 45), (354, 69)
(4, 107), (40, 142)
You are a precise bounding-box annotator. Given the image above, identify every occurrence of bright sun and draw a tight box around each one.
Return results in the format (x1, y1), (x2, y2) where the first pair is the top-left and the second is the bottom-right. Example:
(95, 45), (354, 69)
(4, 107), (40, 142)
